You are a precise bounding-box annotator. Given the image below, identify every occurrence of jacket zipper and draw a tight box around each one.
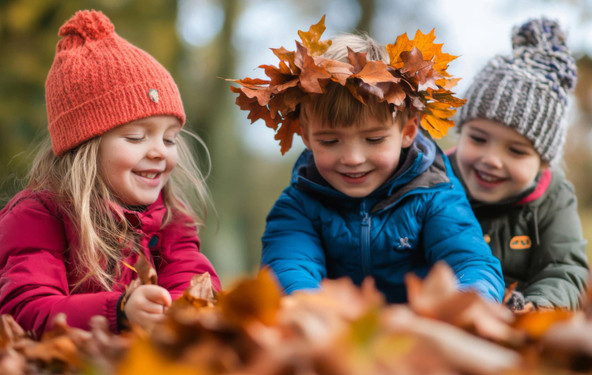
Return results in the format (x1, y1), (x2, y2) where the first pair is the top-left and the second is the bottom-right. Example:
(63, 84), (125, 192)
(361, 201), (371, 276)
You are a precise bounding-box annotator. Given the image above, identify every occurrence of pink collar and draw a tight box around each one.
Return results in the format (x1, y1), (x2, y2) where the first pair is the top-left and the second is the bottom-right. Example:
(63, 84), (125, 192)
(517, 168), (552, 205)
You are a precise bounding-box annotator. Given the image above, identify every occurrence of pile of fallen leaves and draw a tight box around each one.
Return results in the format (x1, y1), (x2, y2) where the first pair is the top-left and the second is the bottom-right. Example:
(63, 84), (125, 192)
(2, 263), (592, 375)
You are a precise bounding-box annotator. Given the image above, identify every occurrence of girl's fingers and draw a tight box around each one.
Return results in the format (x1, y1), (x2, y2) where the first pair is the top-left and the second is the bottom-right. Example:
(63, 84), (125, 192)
(143, 285), (172, 307)
(138, 310), (167, 323)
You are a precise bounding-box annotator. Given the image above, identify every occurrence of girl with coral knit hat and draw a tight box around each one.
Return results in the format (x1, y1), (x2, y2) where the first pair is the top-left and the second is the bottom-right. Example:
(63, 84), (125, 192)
(0, 10), (220, 337)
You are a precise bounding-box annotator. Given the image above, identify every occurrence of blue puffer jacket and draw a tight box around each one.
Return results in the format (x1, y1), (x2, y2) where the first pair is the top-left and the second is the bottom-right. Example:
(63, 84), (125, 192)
(262, 132), (505, 303)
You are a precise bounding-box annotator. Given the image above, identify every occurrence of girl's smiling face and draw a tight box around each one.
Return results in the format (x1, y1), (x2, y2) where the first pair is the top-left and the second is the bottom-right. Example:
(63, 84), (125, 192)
(456, 118), (544, 203)
(98, 115), (181, 206)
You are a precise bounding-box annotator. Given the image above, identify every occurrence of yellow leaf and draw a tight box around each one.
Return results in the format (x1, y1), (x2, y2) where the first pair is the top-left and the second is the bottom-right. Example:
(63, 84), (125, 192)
(513, 310), (573, 339)
(117, 339), (200, 375)
(436, 77), (461, 90)
(297, 15), (332, 56)
(421, 113), (454, 139)
(386, 32), (413, 68)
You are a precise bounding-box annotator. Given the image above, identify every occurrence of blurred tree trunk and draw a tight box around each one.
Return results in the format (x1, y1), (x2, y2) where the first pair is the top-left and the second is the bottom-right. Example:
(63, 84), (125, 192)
(185, 0), (250, 281)
(355, 0), (376, 33)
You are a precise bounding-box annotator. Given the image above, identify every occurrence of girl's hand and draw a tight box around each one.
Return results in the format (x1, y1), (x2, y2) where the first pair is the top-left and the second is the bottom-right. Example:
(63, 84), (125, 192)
(123, 284), (171, 331)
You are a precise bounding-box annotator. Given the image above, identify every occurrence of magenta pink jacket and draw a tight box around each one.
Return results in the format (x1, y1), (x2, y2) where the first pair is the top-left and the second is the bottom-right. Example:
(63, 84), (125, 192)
(0, 189), (221, 337)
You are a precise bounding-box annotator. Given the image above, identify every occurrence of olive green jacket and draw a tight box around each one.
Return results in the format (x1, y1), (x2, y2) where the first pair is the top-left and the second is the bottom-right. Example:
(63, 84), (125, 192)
(451, 154), (589, 309)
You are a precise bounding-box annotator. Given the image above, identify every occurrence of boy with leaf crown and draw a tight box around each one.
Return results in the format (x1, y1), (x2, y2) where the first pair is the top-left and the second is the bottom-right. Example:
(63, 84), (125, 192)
(229, 16), (505, 303)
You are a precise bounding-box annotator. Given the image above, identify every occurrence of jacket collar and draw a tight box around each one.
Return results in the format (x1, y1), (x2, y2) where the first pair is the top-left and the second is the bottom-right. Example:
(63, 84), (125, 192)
(291, 132), (448, 213)
(107, 193), (166, 233)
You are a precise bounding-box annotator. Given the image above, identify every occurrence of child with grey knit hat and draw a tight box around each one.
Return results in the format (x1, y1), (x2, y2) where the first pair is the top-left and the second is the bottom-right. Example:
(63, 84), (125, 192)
(449, 17), (589, 311)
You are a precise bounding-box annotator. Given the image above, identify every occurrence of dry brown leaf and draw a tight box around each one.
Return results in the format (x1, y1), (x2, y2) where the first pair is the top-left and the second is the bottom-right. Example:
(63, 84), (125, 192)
(217, 268), (282, 327)
(184, 272), (216, 302)
(135, 253), (158, 285)
(3, 259), (592, 374)
(294, 42), (331, 94)
(382, 305), (522, 375)
(406, 262), (521, 344)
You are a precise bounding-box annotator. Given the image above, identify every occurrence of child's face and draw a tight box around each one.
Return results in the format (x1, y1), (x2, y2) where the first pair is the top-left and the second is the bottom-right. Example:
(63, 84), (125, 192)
(98, 115), (181, 206)
(301, 112), (418, 198)
(456, 119), (543, 203)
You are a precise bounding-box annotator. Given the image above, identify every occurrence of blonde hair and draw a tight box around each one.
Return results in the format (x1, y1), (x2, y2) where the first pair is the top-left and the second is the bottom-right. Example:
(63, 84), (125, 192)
(301, 33), (407, 129)
(26, 128), (211, 291)
(324, 33), (389, 63)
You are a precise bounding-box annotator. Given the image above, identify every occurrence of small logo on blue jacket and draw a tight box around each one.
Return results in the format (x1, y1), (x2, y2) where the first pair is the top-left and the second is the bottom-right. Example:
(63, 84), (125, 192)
(396, 237), (411, 249)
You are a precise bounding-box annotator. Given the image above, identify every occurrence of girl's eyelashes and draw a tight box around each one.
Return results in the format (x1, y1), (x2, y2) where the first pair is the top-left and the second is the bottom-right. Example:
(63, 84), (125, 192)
(124, 134), (178, 145)
(509, 147), (530, 156)
(469, 134), (486, 143)
(125, 136), (145, 142)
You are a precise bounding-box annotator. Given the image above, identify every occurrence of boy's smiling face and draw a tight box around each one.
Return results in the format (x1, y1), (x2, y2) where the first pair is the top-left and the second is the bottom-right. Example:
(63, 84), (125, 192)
(456, 118), (544, 203)
(301, 111), (418, 198)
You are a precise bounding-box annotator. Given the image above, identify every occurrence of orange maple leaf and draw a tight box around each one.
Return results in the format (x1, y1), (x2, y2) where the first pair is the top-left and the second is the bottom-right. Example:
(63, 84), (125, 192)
(384, 29), (464, 138)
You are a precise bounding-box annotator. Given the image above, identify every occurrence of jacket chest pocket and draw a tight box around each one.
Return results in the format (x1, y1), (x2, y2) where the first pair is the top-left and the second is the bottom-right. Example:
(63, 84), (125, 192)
(487, 229), (533, 279)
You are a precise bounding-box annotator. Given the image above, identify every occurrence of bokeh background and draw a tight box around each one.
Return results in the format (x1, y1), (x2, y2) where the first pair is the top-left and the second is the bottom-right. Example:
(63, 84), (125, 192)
(1, 0), (591, 287)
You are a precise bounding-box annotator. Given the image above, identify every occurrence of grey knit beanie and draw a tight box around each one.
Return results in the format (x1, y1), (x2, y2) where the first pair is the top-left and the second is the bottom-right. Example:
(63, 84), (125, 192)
(457, 17), (577, 164)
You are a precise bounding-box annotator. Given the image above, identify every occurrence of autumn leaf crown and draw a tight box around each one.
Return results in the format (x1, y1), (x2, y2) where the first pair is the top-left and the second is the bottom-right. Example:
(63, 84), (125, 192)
(229, 16), (466, 154)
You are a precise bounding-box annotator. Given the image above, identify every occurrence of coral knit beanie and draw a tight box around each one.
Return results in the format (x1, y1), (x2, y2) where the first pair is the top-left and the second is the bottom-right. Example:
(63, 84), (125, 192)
(45, 10), (186, 156)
